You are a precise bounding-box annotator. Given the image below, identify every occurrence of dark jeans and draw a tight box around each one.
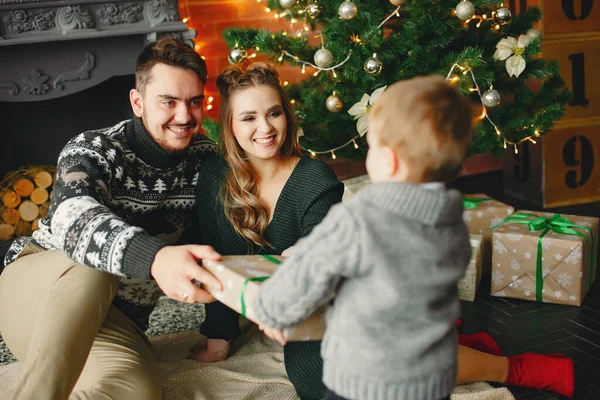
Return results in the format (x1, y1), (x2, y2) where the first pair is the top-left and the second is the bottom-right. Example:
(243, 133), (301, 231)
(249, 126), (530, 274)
(324, 389), (451, 400)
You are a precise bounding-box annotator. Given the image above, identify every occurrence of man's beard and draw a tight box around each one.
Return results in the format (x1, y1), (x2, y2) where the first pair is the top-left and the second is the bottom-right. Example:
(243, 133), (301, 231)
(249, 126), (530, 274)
(142, 111), (198, 154)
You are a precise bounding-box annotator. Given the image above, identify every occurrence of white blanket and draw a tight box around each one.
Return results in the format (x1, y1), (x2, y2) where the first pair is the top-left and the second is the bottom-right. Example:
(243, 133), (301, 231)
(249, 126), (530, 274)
(0, 322), (514, 400)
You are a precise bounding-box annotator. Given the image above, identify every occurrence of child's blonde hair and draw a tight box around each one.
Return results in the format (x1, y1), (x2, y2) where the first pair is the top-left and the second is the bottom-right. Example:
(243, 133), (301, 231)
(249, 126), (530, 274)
(370, 76), (473, 183)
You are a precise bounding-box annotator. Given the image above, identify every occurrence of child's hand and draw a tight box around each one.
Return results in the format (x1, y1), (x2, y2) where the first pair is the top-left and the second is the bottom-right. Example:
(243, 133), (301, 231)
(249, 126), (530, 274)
(259, 324), (287, 346)
(281, 246), (296, 257)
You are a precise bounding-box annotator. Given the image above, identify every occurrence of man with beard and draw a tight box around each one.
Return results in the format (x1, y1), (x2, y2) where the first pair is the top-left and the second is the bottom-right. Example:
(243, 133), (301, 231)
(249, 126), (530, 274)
(0, 38), (223, 400)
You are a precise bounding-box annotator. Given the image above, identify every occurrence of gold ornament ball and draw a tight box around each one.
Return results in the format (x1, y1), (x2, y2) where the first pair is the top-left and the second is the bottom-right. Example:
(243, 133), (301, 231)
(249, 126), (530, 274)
(527, 28), (542, 41)
(338, 0), (358, 20)
(314, 48), (334, 68)
(228, 48), (247, 65)
(494, 7), (512, 25)
(482, 89), (501, 108)
(364, 55), (383, 76)
(306, 3), (321, 18)
(389, 0), (405, 5)
(455, 1), (475, 21)
(279, 0), (298, 9)
(326, 94), (343, 113)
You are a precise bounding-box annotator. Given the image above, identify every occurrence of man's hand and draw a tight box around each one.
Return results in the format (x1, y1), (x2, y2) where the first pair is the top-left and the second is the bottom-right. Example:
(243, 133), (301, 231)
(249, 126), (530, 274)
(259, 324), (287, 346)
(151, 245), (223, 304)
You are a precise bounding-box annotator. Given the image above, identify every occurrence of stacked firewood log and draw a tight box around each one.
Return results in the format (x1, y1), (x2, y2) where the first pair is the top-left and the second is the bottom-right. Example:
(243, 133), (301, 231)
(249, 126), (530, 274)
(0, 166), (55, 240)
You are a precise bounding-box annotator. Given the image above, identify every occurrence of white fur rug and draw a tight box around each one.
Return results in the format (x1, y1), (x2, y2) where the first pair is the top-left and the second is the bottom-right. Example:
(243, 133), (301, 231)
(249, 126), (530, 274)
(0, 323), (515, 400)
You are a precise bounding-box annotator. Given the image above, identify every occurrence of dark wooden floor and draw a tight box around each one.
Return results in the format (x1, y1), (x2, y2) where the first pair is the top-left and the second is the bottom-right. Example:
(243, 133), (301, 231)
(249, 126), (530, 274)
(454, 170), (600, 400)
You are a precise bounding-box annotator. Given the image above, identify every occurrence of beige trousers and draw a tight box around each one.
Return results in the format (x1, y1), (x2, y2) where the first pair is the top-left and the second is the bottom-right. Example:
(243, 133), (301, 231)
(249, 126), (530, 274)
(0, 244), (162, 400)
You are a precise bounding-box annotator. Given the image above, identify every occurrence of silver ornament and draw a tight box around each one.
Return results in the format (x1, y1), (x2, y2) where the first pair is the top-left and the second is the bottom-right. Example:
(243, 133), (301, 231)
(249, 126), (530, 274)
(338, 1), (358, 20)
(279, 0), (298, 9)
(482, 89), (501, 108)
(455, 1), (475, 21)
(326, 94), (343, 112)
(526, 28), (542, 41)
(314, 48), (334, 68)
(228, 48), (247, 65)
(306, 3), (321, 18)
(364, 54), (383, 76)
(389, 0), (405, 5)
(495, 7), (512, 25)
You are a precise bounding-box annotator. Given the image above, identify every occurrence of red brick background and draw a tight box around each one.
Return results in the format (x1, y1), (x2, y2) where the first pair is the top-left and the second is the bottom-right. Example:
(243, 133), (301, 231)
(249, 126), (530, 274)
(180, 0), (312, 118)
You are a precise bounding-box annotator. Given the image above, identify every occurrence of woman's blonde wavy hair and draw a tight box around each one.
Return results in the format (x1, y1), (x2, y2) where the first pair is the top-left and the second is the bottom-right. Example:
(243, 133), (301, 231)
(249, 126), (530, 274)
(217, 62), (301, 250)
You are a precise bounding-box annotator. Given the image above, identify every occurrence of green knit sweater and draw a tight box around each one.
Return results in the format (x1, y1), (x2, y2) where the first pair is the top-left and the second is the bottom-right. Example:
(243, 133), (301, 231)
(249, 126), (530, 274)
(196, 155), (344, 256)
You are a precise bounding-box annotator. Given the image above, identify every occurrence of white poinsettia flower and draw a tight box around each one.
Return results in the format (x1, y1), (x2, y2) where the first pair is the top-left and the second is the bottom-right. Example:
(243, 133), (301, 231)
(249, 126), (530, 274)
(347, 85), (387, 136)
(493, 35), (532, 78)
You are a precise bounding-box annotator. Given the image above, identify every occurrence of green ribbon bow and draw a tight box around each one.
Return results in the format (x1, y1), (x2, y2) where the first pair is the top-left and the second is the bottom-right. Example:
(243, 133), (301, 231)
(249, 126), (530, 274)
(239, 255), (281, 318)
(492, 213), (595, 302)
(463, 197), (492, 209)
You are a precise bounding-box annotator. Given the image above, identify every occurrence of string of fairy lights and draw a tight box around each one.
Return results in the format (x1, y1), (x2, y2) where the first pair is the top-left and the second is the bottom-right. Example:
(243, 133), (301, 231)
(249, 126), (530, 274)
(184, 0), (545, 158)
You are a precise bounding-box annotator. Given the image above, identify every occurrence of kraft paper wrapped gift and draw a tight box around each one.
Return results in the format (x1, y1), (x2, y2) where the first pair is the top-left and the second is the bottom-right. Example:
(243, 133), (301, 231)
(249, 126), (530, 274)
(458, 234), (484, 302)
(462, 195), (516, 236)
(203, 255), (327, 341)
(490, 212), (599, 306)
(463, 195), (515, 278)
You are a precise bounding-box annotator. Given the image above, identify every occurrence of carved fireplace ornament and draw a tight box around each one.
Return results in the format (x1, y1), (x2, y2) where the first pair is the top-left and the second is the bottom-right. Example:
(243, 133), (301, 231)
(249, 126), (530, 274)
(0, 0), (196, 102)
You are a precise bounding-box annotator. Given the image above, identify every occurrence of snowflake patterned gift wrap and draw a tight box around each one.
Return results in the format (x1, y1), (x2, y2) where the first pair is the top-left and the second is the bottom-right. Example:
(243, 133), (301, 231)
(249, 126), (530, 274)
(463, 194), (515, 278)
(490, 212), (599, 306)
(458, 235), (484, 302)
(203, 255), (327, 341)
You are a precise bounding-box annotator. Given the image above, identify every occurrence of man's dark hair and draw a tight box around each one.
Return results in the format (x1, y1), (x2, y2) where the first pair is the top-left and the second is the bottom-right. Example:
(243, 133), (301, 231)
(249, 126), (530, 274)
(135, 38), (207, 93)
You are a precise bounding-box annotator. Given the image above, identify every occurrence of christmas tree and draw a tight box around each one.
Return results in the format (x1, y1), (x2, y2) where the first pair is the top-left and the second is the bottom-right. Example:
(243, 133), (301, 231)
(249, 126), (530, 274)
(219, 0), (570, 159)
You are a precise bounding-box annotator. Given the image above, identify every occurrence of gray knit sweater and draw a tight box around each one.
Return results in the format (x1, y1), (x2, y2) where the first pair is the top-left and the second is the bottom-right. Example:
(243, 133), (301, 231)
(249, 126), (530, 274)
(254, 182), (471, 400)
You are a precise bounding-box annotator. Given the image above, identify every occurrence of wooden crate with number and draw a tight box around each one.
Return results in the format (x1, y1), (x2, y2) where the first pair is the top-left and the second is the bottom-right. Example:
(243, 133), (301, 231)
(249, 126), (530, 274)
(503, 124), (600, 207)
(522, 0), (600, 38)
(542, 36), (600, 127)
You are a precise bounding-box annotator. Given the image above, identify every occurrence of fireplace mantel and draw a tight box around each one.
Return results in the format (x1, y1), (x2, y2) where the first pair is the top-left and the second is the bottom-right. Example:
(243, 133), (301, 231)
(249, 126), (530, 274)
(0, 0), (195, 102)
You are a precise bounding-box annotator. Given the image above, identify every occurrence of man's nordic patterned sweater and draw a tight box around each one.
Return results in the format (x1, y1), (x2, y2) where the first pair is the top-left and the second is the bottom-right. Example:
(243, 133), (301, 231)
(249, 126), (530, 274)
(4, 118), (218, 330)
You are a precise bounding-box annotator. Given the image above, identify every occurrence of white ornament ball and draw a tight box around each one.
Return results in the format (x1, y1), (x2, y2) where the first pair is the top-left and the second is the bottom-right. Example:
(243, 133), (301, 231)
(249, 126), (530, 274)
(279, 0), (298, 9)
(495, 7), (512, 25)
(526, 28), (542, 41)
(338, 1), (358, 20)
(455, 1), (475, 21)
(228, 48), (247, 65)
(482, 89), (501, 108)
(389, 0), (405, 5)
(306, 3), (322, 18)
(326, 94), (343, 112)
(314, 48), (334, 68)
(364, 55), (383, 76)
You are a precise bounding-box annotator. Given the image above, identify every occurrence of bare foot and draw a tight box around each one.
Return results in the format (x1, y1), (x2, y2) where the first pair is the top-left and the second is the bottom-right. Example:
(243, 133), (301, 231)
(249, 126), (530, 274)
(188, 339), (230, 362)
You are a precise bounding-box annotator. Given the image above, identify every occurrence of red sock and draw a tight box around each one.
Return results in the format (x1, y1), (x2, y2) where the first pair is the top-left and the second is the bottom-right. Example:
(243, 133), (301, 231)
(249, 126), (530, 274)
(506, 353), (574, 398)
(458, 332), (503, 356)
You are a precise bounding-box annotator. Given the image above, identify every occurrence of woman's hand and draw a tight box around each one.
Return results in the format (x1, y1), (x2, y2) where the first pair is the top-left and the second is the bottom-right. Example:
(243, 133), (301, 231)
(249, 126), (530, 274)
(259, 324), (287, 346)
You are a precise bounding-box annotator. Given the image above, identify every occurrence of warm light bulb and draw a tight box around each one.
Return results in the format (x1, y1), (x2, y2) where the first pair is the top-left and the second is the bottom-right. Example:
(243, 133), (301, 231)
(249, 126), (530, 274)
(265, 7), (270, 12)
(331, 151), (336, 160)
(208, 96), (213, 102)
(301, 64), (306, 74)
(182, 17), (189, 23)
(309, 150), (316, 157)
(207, 105), (213, 110)
(283, 81), (289, 86)
(352, 139), (358, 149)
(514, 146), (518, 154)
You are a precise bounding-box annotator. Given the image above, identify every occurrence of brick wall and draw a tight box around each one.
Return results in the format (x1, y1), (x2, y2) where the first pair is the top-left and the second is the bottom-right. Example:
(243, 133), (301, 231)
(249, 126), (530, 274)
(181, 0), (310, 118)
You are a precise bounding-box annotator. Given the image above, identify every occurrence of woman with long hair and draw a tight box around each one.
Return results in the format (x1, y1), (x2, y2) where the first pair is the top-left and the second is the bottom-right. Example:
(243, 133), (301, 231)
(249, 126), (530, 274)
(190, 62), (343, 399)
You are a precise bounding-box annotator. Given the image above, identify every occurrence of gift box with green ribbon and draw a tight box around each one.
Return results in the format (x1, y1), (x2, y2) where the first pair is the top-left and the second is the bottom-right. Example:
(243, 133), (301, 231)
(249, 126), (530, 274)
(462, 194), (515, 280)
(490, 212), (599, 306)
(458, 234), (484, 302)
(203, 255), (327, 341)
